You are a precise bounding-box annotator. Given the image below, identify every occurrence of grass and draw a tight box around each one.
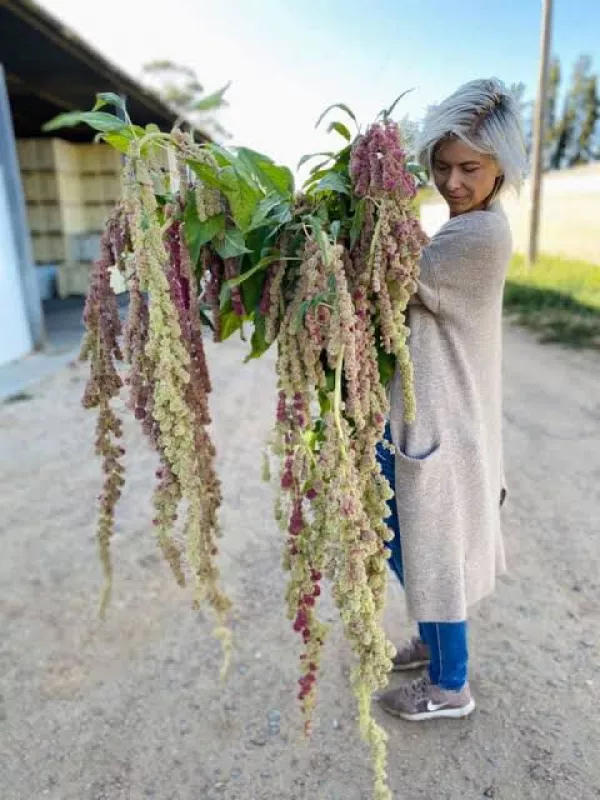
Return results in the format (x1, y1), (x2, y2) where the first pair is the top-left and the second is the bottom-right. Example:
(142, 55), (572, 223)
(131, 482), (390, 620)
(504, 254), (600, 350)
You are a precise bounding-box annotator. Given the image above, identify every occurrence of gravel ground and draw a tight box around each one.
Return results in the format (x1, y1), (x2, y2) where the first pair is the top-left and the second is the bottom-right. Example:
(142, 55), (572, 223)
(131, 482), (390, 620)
(1, 322), (599, 800)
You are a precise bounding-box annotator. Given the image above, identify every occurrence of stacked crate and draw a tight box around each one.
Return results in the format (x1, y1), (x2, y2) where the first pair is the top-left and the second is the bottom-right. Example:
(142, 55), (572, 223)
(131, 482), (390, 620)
(16, 138), (122, 297)
(18, 139), (66, 267)
(62, 142), (122, 296)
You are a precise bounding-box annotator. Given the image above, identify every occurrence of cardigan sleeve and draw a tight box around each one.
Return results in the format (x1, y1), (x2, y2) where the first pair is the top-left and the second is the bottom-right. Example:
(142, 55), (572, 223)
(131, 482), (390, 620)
(413, 210), (512, 316)
(410, 245), (440, 314)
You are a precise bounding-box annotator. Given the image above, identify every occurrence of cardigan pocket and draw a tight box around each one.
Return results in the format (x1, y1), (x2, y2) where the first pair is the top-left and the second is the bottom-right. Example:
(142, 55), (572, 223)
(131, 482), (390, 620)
(393, 440), (452, 615)
(395, 440), (442, 465)
(393, 440), (445, 539)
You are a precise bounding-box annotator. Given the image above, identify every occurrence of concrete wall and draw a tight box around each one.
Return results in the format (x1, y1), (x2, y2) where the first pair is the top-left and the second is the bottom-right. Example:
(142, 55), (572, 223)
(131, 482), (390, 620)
(420, 163), (600, 265)
(0, 164), (33, 365)
(0, 65), (45, 367)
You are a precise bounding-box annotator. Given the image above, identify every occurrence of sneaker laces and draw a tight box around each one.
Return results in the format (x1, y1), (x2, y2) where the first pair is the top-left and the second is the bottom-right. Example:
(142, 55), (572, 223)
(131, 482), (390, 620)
(404, 675), (431, 704)
(396, 636), (426, 660)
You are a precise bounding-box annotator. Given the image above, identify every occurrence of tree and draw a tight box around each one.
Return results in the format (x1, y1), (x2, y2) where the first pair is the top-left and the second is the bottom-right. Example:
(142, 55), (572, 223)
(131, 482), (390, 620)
(397, 114), (420, 160)
(549, 55), (600, 169)
(544, 59), (561, 168)
(142, 60), (231, 140)
(572, 69), (598, 164)
(510, 81), (533, 159)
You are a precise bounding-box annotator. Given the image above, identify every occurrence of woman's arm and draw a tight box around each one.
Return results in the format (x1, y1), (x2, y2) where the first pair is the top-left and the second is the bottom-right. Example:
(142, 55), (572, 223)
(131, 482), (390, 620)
(412, 209), (512, 316)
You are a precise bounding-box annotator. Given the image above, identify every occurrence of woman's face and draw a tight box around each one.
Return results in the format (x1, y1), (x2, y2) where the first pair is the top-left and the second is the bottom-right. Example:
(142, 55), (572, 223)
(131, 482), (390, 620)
(432, 138), (502, 217)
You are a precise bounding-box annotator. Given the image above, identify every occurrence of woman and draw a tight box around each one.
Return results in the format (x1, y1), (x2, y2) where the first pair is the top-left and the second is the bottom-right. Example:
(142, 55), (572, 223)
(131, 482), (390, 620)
(377, 78), (527, 721)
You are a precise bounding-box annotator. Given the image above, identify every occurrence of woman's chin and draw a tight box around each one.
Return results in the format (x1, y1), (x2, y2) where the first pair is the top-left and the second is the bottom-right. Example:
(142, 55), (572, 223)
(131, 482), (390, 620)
(445, 197), (473, 216)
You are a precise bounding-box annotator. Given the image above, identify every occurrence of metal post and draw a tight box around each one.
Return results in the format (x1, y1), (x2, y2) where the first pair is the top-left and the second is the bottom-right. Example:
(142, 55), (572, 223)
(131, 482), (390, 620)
(0, 64), (47, 349)
(528, 0), (554, 266)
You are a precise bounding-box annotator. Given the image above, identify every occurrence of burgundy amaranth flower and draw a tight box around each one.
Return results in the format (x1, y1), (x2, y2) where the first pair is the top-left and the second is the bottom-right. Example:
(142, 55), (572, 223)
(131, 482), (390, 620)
(259, 265), (275, 316)
(350, 120), (415, 200)
(289, 500), (304, 536)
(201, 248), (224, 342)
(223, 258), (246, 317)
(276, 391), (288, 424)
(79, 212), (128, 617)
(152, 457), (185, 586)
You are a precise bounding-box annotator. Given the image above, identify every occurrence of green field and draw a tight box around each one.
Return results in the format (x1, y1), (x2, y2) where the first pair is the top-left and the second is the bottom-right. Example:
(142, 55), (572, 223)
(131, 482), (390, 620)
(504, 254), (600, 350)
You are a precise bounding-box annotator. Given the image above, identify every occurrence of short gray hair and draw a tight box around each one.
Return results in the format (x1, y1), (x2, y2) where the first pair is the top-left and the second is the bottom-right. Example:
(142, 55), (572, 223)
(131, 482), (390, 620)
(417, 78), (528, 194)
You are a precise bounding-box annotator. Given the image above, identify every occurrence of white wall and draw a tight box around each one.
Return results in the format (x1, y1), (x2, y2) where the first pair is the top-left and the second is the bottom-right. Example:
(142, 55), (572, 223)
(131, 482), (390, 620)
(0, 164), (33, 365)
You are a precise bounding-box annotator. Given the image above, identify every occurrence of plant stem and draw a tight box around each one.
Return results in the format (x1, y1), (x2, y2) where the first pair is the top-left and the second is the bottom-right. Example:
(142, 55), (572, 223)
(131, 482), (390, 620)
(368, 204), (384, 273)
(136, 131), (175, 153)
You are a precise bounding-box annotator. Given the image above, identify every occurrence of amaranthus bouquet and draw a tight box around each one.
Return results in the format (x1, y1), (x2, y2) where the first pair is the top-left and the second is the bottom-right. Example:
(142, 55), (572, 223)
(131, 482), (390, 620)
(45, 92), (429, 799)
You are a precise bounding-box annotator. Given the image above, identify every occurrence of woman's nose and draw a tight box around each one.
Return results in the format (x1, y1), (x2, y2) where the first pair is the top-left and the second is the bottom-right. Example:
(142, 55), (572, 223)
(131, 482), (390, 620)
(446, 169), (462, 191)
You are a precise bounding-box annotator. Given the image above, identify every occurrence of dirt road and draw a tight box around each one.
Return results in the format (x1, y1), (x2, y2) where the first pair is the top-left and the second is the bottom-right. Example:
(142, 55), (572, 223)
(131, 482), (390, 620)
(1, 323), (599, 800)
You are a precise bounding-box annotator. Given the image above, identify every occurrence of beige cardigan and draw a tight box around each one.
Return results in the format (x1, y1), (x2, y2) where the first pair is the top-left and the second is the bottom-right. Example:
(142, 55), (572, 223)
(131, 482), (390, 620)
(389, 202), (512, 622)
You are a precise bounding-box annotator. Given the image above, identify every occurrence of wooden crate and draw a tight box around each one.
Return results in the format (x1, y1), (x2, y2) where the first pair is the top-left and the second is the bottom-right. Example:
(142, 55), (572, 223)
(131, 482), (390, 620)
(17, 138), (125, 293)
(16, 139), (55, 171)
(31, 232), (66, 263)
(53, 139), (81, 174)
(83, 204), (113, 231)
(57, 262), (93, 298)
(78, 142), (122, 174)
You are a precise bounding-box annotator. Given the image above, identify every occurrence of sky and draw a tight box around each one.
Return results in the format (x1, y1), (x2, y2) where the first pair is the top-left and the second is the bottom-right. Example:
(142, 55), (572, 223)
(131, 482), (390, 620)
(39, 0), (600, 175)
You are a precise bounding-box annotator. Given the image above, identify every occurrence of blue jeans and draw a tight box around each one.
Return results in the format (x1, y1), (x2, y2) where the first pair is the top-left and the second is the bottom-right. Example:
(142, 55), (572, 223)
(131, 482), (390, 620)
(376, 423), (469, 691)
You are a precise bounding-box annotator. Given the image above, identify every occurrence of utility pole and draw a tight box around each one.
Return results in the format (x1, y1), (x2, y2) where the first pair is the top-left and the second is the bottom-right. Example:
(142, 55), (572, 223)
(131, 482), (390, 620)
(528, 0), (554, 266)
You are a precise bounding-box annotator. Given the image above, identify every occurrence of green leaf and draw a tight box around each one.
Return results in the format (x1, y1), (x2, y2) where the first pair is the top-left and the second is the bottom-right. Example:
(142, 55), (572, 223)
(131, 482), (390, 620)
(190, 82), (231, 112)
(324, 369), (336, 392)
(42, 111), (128, 134)
(330, 220), (341, 241)
(270, 203), (293, 226)
(312, 172), (350, 195)
(244, 313), (272, 363)
(309, 159), (335, 176)
(383, 89), (414, 120)
(93, 93), (129, 120)
(187, 160), (224, 189)
(225, 254), (281, 288)
(297, 151), (335, 171)
(306, 215), (332, 266)
(199, 308), (215, 331)
(378, 349), (396, 386)
(315, 103), (358, 131)
(206, 143), (236, 169)
(240, 268), (266, 312)
(327, 120), (352, 142)
(219, 306), (247, 341)
(214, 228), (252, 259)
(350, 197), (366, 250)
(248, 192), (285, 230)
(259, 161), (294, 197)
(219, 167), (261, 231)
(219, 281), (232, 308)
(97, 132), (130, 154)
(184, 200), (225, 266)
(304, 167), (334, 188)
(235, 148), (294, 197)
(318, 389), (332, 415)
(335, 144), (352, 168)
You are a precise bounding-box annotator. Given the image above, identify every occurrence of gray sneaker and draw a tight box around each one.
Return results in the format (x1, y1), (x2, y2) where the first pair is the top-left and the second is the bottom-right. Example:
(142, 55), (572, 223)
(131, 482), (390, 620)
(391, 636), (430, 672)
(378, 676), (476, 721)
